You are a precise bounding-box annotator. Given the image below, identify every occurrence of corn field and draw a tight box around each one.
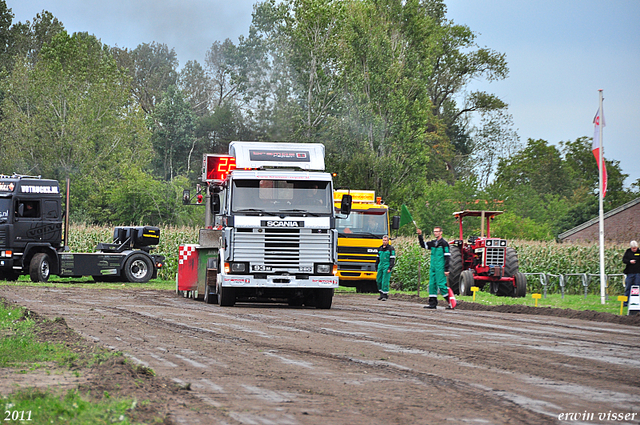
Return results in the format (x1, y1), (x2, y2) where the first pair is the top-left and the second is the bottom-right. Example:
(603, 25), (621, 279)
(67, 227), (628, 294)
(67, 224), (199, 281)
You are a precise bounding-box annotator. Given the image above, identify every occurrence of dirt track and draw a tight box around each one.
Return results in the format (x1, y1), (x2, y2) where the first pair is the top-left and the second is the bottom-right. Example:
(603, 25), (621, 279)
(1, 286), (639, 424)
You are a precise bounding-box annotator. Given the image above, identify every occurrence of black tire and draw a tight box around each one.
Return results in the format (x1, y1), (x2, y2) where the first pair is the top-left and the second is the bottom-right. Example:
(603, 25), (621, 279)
(315, 288), (334, 309)
(218, 285), (236, 307)
(204, 284), (218, 304)
(514, 272), (527, 298)
(29, 253), (51, 282)
(504, 247), (519, 277)
(447, 247), (463, 294)
(123, 253), (153, 283)
(459, 270), (474, 296)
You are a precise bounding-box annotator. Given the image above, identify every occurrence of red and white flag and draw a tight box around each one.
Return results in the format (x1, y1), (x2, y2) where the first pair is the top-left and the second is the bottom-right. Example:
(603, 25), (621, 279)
(592, 107), (607, 198)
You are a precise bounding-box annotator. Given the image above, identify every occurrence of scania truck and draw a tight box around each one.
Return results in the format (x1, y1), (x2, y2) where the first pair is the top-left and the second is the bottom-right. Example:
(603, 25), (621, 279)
(177, 142), (351, 309)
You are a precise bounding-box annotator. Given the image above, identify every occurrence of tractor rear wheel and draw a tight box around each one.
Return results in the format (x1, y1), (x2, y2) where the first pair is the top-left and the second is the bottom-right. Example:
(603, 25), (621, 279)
(504, 247), (519, 277)
(459, 270), (474, 296)
(448, 247), (463, 294)
(514, 272), (527, 297)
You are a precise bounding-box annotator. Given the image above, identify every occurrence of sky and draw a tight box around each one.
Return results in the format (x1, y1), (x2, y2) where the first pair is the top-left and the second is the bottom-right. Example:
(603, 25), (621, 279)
(9, 0), (640, 187)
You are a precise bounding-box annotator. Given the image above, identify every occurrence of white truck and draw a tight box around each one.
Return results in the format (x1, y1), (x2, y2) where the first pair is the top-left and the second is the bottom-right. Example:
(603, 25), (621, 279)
(177, 142), (351, 309)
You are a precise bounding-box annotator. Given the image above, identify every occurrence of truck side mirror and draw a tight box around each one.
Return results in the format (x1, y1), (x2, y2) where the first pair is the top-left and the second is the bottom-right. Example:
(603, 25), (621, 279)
(211, 193), (221, 214)
(182, 190), (190, 205)
(391, 215), (400, 230)
(340, 194), (352, 215)
(17, 203), (24, 217)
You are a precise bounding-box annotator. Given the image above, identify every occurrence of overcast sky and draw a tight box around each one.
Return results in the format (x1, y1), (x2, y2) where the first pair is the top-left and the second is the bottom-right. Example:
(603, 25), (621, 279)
(9, 0), (640, 187)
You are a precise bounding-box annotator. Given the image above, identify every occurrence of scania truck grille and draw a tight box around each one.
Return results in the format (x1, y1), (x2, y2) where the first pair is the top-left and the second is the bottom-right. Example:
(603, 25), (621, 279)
(233, 229), (332, 268)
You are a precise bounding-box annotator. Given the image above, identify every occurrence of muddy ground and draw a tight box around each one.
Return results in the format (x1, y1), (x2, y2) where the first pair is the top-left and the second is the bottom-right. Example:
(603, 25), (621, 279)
(1, 286), (639, 425)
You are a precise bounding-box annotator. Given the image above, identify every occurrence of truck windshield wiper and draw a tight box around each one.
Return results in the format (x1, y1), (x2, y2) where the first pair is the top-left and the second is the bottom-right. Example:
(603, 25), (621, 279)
(234, 208), (277, 216)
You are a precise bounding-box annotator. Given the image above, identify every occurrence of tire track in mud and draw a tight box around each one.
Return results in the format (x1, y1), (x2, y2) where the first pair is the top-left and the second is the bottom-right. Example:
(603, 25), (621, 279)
(2, 287), (639, 424)
(72, 290), (639, 422)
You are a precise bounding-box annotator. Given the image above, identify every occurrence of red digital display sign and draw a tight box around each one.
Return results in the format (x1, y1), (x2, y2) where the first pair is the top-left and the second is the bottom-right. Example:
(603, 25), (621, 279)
(204, 155), (236, 183)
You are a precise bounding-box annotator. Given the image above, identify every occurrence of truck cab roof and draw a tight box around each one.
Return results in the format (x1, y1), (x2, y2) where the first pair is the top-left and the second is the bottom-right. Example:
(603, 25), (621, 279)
(0, 175), (60, 198)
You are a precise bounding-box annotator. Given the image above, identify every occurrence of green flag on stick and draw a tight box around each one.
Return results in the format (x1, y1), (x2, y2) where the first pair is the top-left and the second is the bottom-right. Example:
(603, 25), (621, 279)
(399, 204), (416, 228)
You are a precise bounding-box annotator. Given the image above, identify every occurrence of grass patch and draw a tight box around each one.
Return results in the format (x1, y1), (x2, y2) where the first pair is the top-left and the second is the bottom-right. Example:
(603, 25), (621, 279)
(0, 277), (175, 292)
(2, 389), (139, 425)
(386, 289), (627, 315)
(0, 303), (157, 424)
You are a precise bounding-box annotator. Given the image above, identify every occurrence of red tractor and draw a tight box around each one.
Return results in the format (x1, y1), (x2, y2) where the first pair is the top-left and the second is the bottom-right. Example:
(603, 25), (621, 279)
(447, 210), (527, 298)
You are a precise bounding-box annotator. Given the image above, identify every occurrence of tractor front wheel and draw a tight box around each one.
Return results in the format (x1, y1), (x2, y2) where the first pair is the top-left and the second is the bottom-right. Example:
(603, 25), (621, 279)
(459, 270), (474, 296)
(513, 272), (527, 298)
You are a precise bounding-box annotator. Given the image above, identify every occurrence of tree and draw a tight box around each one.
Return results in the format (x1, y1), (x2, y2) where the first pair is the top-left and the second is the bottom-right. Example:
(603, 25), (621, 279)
(492, 139), (571, 198)
(113, 42), (179, 114)
(469, 109), (521, 186)
(178, 60), (212, 117)
(147, 85), (196, 180)
(0, 30), (154, 222)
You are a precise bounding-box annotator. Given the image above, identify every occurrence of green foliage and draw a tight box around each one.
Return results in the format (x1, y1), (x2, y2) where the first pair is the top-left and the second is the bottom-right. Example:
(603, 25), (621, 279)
(389, 238), (428, 291)
(2, 389), (137, 425)
(147, 85), (197, 181)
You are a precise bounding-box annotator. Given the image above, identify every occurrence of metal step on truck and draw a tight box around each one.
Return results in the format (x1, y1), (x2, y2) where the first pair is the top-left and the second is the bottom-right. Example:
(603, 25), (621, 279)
(0, 174), (165, 283)
(177, 141), (352, 309)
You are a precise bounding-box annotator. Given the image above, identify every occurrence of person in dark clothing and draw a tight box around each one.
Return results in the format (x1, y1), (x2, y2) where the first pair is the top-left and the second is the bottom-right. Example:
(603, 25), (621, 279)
(418, 226), (453, 309)
(622, 240), (640, 307)
(375, 235), (395, 301)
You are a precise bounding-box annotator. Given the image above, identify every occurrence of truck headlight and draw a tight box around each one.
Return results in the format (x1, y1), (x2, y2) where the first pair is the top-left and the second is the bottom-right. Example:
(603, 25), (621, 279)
(315, 264), (332, 274)
(230, 262), (247, 273)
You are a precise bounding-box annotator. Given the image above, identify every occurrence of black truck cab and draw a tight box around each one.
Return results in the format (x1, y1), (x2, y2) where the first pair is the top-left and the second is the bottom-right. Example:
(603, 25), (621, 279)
(0, 175), (62, 280)
(0, 174), (164, 283)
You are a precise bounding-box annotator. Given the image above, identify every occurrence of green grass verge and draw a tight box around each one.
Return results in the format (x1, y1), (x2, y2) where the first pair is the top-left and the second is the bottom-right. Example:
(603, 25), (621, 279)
(0, 277), (175, 291)
(0, 303), (149, 424)
(380, 288), (626, 315)
(2, 389), (140, 425)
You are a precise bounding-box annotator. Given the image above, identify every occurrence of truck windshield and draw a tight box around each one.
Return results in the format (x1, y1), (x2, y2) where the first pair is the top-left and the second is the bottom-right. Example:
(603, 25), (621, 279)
(336, 210), (388, 237)
(232, 180), (332, 215)
(0, 198), (10, 222)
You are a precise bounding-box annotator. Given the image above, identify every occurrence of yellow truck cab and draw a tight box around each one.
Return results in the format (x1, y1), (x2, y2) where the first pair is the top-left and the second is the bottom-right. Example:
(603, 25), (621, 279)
(334, 190), (399, 293)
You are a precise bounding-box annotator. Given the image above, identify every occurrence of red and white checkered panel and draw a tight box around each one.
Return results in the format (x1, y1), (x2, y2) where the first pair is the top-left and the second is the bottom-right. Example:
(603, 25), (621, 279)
(178, 244), (199, 292)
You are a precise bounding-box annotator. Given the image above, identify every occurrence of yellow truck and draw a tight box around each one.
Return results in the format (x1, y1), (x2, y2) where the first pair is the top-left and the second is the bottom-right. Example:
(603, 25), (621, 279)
(333, 190), (399, 292)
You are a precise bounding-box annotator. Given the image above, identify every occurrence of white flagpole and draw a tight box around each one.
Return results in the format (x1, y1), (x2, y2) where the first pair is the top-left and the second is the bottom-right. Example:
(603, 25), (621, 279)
(598, 89), (606, 305)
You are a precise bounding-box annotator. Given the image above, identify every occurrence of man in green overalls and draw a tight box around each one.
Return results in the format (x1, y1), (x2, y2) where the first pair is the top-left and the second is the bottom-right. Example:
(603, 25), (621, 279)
(417, 227), (452, 309)
(375, 235), (395, 301)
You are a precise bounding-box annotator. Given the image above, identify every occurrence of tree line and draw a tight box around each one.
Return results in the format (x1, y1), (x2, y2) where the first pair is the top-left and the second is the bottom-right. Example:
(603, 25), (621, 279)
(0, 0), (637, 238)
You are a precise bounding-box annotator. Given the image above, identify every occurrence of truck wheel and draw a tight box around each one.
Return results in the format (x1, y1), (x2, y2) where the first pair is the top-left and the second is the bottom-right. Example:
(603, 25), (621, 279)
(315, 288), (334, 309)
(204, 284), (218, 304)
(448, 247), (462, 294)
(459, 270), (474, 296)
(29, 253), (51, 282)
(514, 272), (527, 298)
(504, 247), (519, 277)
(218, 286), (236, 307)
(123, 253), (153, 283)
